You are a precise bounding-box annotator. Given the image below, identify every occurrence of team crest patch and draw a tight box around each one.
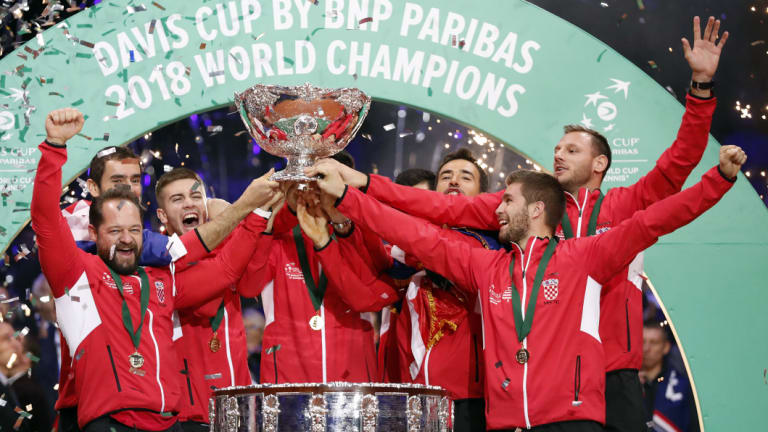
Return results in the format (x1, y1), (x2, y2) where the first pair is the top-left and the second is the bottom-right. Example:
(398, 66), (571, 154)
(543, 278), (559, 301)
(596, 226), (611, 235)
(102, 272), (117, 290)
(155, 281), (165, 303)
(284, 262), (305, 281)
(489, 284), (513, 305)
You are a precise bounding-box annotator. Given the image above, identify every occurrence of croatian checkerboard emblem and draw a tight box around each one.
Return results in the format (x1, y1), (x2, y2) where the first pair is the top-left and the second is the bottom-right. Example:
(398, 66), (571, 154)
(543, 278), (559, 301)
(155, 281), (165, 303)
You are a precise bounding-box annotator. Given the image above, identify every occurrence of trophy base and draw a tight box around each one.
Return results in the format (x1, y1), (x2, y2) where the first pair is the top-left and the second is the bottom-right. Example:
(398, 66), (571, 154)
(270, 155), (319, 185)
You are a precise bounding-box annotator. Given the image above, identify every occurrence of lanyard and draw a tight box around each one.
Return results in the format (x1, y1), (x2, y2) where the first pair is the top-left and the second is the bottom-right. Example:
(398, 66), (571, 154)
(108, 267), (150, 352)
(210, 301), (225, 333)
(292, 226), (328, 311)
(560, 191), (604, 239)
(508, 239), (557, 342)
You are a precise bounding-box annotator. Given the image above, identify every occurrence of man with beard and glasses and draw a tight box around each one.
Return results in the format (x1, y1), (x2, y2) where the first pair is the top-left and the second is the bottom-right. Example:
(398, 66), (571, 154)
(153, 167), (281, 432)
(307, 143), (745, 431)
(32, 108), (281, 432)
(309, 16), (727, 432)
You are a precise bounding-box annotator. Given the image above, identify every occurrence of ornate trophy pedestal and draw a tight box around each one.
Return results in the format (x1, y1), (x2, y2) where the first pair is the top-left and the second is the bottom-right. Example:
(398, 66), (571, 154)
(209, 382), (452, 432)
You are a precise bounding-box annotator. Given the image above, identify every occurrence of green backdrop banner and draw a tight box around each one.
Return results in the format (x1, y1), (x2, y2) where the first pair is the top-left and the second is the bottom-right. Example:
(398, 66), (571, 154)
(0, 1), (766, 429)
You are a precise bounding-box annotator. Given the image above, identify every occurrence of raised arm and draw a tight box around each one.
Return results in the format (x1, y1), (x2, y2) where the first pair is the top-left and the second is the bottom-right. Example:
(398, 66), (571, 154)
(310, 166), (495, 294)
(174, 212), (270, 308)
(585, 146), (743, 285)
(32, 110), (87, 297)
(306, 158), (502, 230)
(608, 16), (727, 220)
(296, 198), (398, 312)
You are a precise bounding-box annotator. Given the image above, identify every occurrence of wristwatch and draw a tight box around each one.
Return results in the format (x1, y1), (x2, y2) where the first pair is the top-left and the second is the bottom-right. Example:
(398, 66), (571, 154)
(690, 80), (715, 90)
(331, 219), (352, 232)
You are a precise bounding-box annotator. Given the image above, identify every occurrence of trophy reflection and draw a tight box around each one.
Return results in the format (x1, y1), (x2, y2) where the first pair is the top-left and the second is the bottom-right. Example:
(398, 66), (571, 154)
(235, 83), (371, 184)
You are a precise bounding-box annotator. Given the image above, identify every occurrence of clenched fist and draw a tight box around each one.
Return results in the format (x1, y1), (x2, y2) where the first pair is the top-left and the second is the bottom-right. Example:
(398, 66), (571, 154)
(45, 108), (84, 145)
(719, 145), (747, 180)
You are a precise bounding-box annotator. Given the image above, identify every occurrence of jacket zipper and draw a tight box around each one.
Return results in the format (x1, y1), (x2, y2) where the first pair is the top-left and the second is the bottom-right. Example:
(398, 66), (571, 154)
(573, 355), (582, 405)
(182, 358), (194, 405)
(473, 334), (480, 383)
(563, 190), (589, 238)
(106, 345), (121, 392)
(625, 300), (631, 352)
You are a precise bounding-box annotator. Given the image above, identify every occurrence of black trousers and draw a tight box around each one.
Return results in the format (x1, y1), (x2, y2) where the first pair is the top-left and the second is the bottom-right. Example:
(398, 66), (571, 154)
(83, 416), (182, 432)
(453, 398), (486, 431)
(179, 420), (209, 432)
(58, 407), (82, 432)
(494, 420), (603, 432)
(604, 369), (645, 432)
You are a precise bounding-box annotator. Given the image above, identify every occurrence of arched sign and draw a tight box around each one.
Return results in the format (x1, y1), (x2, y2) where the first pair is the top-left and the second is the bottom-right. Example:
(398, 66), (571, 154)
(0, 1), (765, 429)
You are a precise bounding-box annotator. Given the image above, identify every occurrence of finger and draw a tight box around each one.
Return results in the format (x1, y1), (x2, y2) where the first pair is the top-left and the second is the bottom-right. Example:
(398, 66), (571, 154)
(717, 31), (729, 48)
(52, 111), (60, 124)
(702, 16), (714, 41)
(65, 109), (74, 123)
(692, 16), (701, 41)
(711, 19), (720, 42)
(681, 38), (692, 57)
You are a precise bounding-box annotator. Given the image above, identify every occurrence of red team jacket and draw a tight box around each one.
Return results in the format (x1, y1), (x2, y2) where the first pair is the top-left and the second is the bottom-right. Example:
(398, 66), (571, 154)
(361, 94), (715, 373)
(235, 216), (395, 384)
(32, 142), (269, 430)
(336, 166), (732, 429)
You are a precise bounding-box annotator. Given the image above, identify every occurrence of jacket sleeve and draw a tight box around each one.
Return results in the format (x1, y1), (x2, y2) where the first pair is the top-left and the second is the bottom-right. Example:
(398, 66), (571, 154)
(336, 186), (493, 295)
(366, 174), (502, 230)
(583, 166), (733, 285)
(236, 233), (275, 298)
(174, 214), (268, 308)
(31, 142), (86, 298)
(316, 239), (398, 312)
(605, 94), (717, 221)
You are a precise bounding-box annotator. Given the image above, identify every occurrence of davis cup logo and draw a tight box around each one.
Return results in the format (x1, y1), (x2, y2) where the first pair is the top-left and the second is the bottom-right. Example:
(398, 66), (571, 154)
(543, 278), (559, 301)
(581, 78), (631, 132)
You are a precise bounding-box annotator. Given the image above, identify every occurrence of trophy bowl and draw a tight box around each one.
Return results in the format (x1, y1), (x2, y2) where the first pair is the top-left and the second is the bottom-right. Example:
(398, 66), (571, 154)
(235, 83), (371, 183)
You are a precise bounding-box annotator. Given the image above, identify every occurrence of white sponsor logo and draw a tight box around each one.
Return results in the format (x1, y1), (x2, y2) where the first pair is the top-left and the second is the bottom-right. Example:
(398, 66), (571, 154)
(284, 262), (304, 281)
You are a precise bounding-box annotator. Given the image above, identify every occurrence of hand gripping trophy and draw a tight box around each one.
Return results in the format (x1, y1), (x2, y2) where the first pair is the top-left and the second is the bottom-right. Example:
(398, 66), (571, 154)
(235, 83), (371, 187)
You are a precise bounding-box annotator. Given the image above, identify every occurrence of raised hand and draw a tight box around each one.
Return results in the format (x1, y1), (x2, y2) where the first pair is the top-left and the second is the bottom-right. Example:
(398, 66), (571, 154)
(681, 16), (728, 84)
(305, 160), (347, 198)
(718, 145), (747, 180)
(296, 195), (331, 248)
(45, 108), (84, 145)
(241, 169), (279, 210)
(305, 158), (368, 189)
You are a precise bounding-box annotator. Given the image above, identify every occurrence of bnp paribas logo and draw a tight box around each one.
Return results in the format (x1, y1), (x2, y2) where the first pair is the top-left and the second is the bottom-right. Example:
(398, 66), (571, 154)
(580, 79), (631, 132)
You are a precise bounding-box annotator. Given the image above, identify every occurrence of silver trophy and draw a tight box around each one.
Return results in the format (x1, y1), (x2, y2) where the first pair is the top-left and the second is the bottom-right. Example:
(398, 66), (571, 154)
(235, 83), (371, 183)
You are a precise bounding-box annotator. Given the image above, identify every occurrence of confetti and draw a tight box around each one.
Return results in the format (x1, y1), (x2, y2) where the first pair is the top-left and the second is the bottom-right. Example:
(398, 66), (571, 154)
(130, 50), (135, 62)
(501, 377), (510, 390)
(207, 125), (223, 134)
(399, 131), (414, 138)
(495, 361), (503, 368)
(6, 352), (17, 369)
(79, 40), (95, 49)
(1, 296), (19, 303)
(648, 60), (658, 69)
(152, 1), (166, 10)
(209, 70), (224, 77)
(109, 244), (116, 260)
(26, 352), (40, 363)
(199, 43), (206, 50)
(234, 130), (248, 137)
(204, 373), (222, 380)
(359, 17), (373, 25)
(191, 181), (201, 192)
(636, 0), (645, 10)
(750, 40), (766, 46)
(148, 19), (157, 34)
(126, 5), (148, 14)
(382, 123), (396, 131)
(117, 200), (126, 210)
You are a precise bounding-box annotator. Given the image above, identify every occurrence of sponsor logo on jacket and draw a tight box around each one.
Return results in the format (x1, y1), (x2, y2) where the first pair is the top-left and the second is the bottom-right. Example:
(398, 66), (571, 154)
(489, 284), (512, 305)
(101, 272), (132, 294)
(543, 278), (559, 303)
(284, 262), (305, 281)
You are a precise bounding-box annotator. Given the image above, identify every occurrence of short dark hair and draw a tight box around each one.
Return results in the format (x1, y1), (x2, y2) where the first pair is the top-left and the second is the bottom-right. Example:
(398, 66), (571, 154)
(89, 187), (144, 229)
(643, 319), (670, 341)
(563, 125), (611, 178)
(88, 146), (142, 188)
(155, 168), (205, 202)
(505, 170), (565, 231)
(438, 148), (489, 192)
(330, 150), (355, 169)
(395, 168), (436, 189)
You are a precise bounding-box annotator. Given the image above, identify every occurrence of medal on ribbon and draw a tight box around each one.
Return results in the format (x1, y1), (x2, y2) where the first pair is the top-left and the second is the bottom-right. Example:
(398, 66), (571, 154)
(293, 226), (328, 331)
(108, 267), (151, 373)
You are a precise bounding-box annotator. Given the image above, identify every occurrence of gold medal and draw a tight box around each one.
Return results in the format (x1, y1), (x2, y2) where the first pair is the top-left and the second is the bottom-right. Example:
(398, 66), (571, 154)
(129, 351), (145, 369)
(515, 348), (530, 365)
(309, 314), (323, 331)
(209, 332), (221, 352)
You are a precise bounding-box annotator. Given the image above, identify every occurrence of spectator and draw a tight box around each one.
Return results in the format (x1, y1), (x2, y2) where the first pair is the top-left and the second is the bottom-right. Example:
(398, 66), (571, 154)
(395, 168), (436, 190)
(30, 273), (60, 419)
(640, 319), (699, 432)
(0, 321), (31, 431)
